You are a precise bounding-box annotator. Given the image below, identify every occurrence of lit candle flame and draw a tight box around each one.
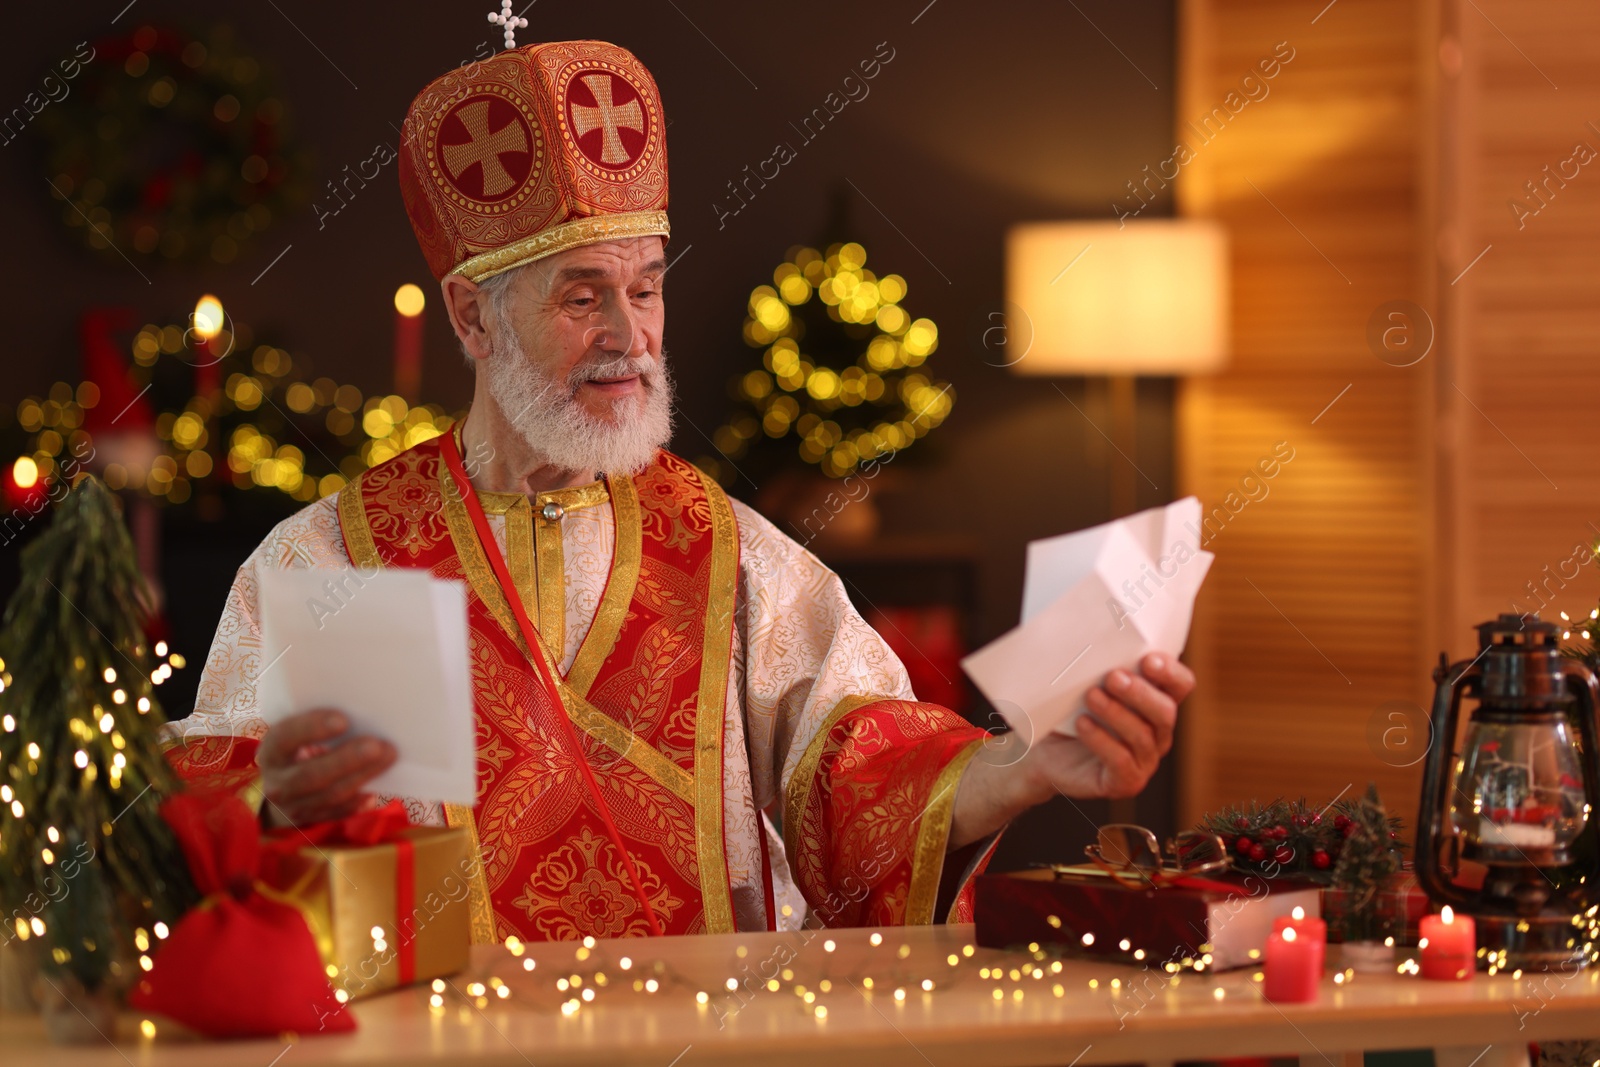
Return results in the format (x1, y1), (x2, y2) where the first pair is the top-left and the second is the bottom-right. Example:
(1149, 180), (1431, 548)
(1291, 906), (1305, 920)
(194, 295), (225, 340)
(1283, 927), (1297, 942)
(394, 284), (426, 318)
(1441, 905), (1454, 924)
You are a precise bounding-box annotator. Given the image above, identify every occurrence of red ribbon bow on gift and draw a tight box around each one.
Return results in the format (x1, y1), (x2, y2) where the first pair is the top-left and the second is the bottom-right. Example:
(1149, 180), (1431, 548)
(128, 792), (357, 1038)
(263, 800), (422, 984)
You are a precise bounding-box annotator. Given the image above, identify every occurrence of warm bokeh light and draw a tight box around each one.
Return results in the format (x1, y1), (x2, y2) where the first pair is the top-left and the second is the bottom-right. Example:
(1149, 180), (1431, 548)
(394, 283), (426, 318)
(11, 456), (39, 490)
(193, 294), (225, 340)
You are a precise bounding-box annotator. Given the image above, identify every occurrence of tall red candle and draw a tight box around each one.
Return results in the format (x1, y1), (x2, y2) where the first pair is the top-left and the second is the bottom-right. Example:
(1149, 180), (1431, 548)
(393, 284), (426, 403)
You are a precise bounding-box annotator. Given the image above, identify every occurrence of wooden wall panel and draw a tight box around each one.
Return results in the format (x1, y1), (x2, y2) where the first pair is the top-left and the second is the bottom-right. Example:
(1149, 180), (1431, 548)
(1176, 0), (1435, 822)
(1446, 0), (1600, 642)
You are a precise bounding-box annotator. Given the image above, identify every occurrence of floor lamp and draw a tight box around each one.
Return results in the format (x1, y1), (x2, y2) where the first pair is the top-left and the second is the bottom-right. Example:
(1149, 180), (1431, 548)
(1005, 218), (1230, 822)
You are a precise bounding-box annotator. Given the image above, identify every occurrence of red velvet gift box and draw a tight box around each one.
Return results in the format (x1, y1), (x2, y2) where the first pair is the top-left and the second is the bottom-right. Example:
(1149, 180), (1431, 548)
(975, 866), (1324, 971)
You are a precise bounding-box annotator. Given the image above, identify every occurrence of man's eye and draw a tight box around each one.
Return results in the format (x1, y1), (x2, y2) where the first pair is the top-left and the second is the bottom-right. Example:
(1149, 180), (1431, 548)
(570, 297), (595, 308)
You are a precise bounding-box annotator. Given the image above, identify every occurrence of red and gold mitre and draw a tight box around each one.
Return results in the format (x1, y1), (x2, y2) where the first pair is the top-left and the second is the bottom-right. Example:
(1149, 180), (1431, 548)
(399, 40), (669, 284)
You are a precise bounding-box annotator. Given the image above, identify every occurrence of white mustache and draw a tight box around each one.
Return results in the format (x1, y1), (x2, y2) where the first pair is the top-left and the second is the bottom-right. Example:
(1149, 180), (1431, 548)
(569, 355), (656, 388)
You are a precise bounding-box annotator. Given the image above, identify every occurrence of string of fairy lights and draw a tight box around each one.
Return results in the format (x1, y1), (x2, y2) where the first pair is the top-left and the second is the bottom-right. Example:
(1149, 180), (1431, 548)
(710, 242), (955, 481)
(129, 900), (1600, 1041)
(8, 293), (455, 508)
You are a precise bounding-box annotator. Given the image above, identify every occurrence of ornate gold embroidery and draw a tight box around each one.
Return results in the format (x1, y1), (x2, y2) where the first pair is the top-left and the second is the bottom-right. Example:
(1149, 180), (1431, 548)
(510, 827), (683, 941)
(690, 464), (738, 934)
(438, 462), (694, 806)
(480, 494), (538, 647)
(338, 479), (381, 571)
(782, 694), (889, 854)
(451, 210), (671, 283)
(906, 737), (984, 925)
(535, 503), (565, 667)
(567, 474), (641, 696)
(443, 802), (498, 944)
(557, 679), (693, 802)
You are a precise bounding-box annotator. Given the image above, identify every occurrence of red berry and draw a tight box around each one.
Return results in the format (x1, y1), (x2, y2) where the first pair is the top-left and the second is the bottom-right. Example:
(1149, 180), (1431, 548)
(1273, 844), (1294, 864)
(1334, 815), (1351, 831)
(1292, 814), (1310, 829)
(1312, 850), (1331, 869)
(1249, 843), (1267, 862)
(1235, 836), (1254, 853)
(1234, 817), (1250, 830)
(1310, 813), (1323, 825)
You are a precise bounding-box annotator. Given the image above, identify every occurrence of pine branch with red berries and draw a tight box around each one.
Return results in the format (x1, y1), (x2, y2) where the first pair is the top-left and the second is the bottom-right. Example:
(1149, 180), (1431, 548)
(1193, 791), (1405, 885)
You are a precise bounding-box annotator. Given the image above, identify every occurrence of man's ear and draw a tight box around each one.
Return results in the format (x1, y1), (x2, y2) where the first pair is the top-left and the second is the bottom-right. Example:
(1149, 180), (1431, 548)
(441, 274), (493, 363)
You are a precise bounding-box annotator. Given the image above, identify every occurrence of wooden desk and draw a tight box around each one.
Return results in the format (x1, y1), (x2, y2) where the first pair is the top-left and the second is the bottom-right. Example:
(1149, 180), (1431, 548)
(5, 924), (1599, 1066)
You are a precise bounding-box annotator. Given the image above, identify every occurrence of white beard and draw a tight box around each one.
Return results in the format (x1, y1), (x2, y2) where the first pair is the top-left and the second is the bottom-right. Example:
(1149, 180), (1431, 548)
(482, 333), (675, 478)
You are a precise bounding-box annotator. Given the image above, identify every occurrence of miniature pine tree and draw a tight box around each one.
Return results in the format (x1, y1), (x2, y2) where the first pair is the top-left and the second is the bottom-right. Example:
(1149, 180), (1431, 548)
(1330, 783), (1403, 943)
(0, 477), (196, 994)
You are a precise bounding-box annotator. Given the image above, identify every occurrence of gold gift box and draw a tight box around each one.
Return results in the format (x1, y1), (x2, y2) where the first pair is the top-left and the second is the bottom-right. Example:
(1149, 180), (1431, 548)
(260, 826), (474, 1000)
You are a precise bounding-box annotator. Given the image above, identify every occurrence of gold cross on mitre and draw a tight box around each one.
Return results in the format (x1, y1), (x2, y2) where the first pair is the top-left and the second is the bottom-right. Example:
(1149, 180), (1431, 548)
(487, 0), (529, 49)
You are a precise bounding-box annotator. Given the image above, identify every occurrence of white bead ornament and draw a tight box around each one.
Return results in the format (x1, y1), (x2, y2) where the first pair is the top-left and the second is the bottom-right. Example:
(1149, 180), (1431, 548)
(487, 1), (529, 49)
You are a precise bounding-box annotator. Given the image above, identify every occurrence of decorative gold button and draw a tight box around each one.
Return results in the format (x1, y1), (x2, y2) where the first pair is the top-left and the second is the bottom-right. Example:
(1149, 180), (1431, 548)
(540, 501), (564, 522)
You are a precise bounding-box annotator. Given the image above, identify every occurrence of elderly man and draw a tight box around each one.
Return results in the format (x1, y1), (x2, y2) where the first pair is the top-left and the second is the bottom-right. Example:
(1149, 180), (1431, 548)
(164, 38), (1194, 942)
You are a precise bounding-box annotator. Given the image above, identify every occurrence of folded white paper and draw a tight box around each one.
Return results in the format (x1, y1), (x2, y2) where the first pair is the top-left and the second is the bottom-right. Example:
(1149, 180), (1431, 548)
(257, 568), (477, 806)
(961, 497), (1213, 740)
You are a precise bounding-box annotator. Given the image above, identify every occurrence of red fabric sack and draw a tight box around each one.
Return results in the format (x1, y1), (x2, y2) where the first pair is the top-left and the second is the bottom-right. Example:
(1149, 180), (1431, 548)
(127, 793), (356, 1038)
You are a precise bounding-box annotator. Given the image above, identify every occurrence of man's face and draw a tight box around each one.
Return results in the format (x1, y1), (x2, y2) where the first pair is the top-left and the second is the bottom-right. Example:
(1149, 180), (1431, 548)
(478, 235), (675, 476)
(509, 236), (666, 424)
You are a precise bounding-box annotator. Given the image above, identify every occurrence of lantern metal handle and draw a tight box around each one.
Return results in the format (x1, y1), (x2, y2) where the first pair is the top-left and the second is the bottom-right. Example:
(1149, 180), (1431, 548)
(1416, 655), (1479, 912)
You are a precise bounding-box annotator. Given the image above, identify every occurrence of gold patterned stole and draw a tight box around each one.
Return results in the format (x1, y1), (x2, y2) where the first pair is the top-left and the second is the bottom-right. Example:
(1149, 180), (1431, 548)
(338, 438), (738, 940)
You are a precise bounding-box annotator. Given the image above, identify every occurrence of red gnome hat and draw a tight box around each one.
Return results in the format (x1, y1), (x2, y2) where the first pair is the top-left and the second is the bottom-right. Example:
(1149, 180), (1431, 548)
(398, 39), (670, 284)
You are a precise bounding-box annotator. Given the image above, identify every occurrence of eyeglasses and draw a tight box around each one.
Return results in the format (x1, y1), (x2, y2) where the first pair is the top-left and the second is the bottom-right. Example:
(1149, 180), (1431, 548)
(1078, 824), (1232, 888)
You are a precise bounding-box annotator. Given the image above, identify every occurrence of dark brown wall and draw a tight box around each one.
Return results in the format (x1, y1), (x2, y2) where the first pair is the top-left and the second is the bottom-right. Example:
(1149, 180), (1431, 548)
(1, 0), (1177, 865)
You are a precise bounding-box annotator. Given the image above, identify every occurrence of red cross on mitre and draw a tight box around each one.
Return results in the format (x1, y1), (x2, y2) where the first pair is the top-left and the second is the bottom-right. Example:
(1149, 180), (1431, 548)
(439, 95), (534, 202)
(567, 71), (648, 169)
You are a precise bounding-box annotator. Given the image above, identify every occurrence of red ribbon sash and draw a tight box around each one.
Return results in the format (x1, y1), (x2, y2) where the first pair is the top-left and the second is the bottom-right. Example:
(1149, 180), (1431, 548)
(438, 428), (664, 937)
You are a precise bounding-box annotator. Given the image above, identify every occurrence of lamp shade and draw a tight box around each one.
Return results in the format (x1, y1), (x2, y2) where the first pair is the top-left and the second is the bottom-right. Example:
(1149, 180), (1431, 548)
(1004, 219), (1229, 376)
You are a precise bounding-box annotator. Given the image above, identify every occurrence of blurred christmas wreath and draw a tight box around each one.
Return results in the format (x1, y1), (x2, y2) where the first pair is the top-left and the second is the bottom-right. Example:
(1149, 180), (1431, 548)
(702, 241), (955, 486)
(35, 23), (310, 265)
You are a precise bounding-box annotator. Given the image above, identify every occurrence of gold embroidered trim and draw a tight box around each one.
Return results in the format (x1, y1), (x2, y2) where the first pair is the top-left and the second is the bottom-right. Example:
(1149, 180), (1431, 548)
(556, 681), (694, 803)
(567, 474), (641, 697)
(341, 471), (497, 944)
(443, 802), (498, 945)
(907, 737), (985, 926)
(438, 461), (689, 803)
(450, 210), (672, 284)
(690, 465), (739, 934)
(535, 503), (565, 670)
(781, 694), (887, 876)
(483, 496), (538, 649)
(338, 478), (381, 574)
(537, 482), (610, 511)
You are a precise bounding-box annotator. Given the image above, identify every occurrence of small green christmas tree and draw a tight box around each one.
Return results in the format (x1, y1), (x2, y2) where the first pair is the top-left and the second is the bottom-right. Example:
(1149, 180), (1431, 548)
(0, 477), (196, 999)
(1330, 784), (1403, 943)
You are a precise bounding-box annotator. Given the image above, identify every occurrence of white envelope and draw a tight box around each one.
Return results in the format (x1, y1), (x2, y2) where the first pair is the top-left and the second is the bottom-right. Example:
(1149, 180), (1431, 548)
(962, 497), (1213, 741)
(257, 567), (477, 806)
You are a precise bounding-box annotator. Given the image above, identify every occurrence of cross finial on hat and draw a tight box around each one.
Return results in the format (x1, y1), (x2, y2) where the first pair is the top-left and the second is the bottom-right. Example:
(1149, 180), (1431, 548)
(487, 1), (529, 50)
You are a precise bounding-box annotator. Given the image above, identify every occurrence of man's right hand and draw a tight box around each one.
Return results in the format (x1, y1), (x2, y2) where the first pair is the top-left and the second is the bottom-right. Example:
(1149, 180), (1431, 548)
(257, 709), (398, 828)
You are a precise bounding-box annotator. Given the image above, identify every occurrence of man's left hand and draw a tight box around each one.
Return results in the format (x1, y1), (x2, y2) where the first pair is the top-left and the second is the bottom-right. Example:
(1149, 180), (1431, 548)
(950, 653), (1196, 849)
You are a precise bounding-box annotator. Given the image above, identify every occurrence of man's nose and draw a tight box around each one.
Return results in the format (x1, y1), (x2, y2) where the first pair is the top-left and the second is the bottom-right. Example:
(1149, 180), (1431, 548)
(588, 296), (648, 357)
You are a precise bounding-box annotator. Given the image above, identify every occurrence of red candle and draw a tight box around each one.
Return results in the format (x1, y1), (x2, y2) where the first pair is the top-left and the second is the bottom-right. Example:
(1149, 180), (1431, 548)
(1418, 906), (1476, 980)
(1272, 906), (1328, 943)
(393, 284), (426, 403)
(1263, 925), (1323, 1003)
